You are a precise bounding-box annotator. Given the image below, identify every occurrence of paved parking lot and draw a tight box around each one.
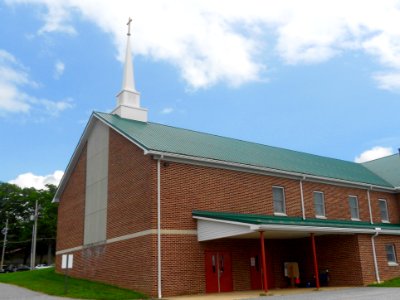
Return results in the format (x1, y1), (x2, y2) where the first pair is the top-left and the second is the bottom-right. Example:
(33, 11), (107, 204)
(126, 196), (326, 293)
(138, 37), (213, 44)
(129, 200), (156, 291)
(168, 287), (400, 300)
(1, 284), (399, 300)
(248, 287), (400, 300)
(0, 283), (76, 300)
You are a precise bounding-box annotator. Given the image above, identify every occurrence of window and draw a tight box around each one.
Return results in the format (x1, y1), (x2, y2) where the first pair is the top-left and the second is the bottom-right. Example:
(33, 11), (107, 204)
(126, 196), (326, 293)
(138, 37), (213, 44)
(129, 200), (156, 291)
(272, 186), (286, 215)
(348, 196), (359, 220)
(313, 191), (325, 217)
(386, 244), (397, 265)
(379, 199), (389, 222)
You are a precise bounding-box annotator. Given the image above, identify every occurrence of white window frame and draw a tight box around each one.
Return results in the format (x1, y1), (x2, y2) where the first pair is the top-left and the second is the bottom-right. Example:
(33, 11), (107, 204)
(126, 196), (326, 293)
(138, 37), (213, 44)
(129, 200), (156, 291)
(348, 195), (360, 221)
(385, 244), (398, 266)
(272, 186), (286, 216)
(313, 191), (326, 218)
(378, 199), (389, 223)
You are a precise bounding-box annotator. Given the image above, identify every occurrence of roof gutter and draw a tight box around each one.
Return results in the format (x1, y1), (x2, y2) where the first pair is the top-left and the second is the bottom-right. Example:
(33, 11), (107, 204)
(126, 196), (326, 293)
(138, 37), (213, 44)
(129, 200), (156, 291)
(151, 151), (395, 192)
(255, 224), (399, 235)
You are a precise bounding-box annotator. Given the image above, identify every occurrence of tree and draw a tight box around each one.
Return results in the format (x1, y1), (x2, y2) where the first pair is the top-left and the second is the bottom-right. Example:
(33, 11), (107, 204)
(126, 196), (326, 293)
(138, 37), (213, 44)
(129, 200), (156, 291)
(0, 182), (58, 265)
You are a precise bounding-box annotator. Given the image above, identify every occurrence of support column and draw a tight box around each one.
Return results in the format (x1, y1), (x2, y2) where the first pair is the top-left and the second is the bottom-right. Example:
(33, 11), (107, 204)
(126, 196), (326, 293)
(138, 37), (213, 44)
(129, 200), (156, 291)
(310, 233), (320, 289)
(259, 231), (268, 293)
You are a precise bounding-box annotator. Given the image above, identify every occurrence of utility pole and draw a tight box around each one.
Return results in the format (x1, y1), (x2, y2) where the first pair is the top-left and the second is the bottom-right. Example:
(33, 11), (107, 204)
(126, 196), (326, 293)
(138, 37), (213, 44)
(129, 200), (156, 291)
(30, 200), (39, 270)
(1, 218), (8, 272)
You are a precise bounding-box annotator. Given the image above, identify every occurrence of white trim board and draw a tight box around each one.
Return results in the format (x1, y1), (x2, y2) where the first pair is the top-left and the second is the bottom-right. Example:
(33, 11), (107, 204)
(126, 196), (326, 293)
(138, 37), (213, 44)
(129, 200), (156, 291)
(55, 229), (197, 255)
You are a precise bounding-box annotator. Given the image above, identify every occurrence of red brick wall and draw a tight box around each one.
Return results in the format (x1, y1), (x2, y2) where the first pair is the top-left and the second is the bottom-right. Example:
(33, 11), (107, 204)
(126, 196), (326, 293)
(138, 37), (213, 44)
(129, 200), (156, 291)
(158, 161), (400, 293)
(56, 144), (87, 251)
(55, 235), (156, 296)
(303, 182), (371, 221)
(160, 162), (303, 231)
(358, 234), (400, 283)
(160, 236), (261, 296)
(56, 129), (158, 296)
(160, 161), (399, 228)
(159, 234), (369, 296)
(315, 235), (364, 285)
(107, 129), (155, 238)
(370, 191), (400, 224)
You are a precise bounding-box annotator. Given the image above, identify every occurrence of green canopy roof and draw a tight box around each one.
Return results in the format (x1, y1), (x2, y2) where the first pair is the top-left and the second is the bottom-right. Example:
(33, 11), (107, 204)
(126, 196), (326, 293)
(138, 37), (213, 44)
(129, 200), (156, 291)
(95, 112), (393, 188)
(193, 210), (400, 231)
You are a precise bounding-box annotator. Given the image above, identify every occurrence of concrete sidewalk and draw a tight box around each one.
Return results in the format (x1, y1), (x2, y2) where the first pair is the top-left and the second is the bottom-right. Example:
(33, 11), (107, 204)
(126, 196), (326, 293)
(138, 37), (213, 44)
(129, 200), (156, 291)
(165, 287), (346, 300)
(0, 282), (77, 300)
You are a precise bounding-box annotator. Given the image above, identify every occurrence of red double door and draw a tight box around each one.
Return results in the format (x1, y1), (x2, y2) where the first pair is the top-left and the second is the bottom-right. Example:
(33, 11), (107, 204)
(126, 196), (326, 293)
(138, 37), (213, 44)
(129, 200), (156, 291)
(205, 251), (233, 293)
(249, 251), (274, 290)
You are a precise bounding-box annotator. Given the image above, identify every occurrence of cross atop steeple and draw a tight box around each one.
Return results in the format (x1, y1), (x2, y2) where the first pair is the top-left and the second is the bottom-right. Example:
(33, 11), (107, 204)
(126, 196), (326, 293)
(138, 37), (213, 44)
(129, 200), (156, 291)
(112, 17), (148, 122)
(127, 17), (132, 36)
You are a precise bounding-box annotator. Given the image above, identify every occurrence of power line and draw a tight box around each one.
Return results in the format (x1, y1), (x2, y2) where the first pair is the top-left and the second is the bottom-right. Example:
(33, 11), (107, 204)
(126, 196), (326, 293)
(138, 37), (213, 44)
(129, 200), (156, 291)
(0, 237), (55, 246)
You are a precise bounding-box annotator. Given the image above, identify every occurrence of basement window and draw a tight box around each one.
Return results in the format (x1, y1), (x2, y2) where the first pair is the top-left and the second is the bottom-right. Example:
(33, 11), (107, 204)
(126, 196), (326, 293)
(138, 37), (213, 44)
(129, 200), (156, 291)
(386, 244), (398, 266)
(272, 186), (286, 215)
(348, 196), (360, 220)
(313, 191), (325, 218)
(379, 199), (389, 223)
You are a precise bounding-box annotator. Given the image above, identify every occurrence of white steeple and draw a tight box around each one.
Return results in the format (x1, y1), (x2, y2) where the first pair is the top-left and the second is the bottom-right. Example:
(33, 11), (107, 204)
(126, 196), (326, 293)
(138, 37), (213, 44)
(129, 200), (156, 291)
(112, 18), (148, 122)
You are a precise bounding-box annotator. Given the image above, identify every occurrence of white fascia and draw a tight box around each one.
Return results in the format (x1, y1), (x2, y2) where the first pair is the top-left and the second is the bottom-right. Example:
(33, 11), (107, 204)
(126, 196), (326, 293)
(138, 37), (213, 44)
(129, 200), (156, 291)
(193, 216), (400, 236)
(193, 216), (255, 229)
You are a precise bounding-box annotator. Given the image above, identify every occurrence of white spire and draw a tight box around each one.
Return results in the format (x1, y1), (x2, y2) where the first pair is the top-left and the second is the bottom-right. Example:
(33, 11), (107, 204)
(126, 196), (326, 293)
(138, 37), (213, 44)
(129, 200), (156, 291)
(112, 17), (148, 122)
(121, 18), (136, 93)
(122, 39), (134, 90)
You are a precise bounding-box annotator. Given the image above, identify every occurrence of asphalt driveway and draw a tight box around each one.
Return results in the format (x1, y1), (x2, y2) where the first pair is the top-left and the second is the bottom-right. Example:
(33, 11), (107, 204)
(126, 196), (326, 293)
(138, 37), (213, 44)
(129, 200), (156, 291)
(1, 284), (399, 300)
(0, 282), (76, 300)
(248, 287), (400, 300)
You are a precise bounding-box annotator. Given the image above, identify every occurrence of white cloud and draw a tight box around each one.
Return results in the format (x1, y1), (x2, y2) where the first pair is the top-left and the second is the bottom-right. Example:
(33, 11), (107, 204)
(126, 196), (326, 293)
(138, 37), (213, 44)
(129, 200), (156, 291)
(0, 50), (32, 113)
(355, 146), (394, 163)
(6, 0), (400, 89)
(0, 49), (73, 117)
(9, 170), (64, 189)
(54, 60), (65, 79)
(373, 72), (400, 92)
(14, 0), (77, 35)
(160, 107), (174, 114)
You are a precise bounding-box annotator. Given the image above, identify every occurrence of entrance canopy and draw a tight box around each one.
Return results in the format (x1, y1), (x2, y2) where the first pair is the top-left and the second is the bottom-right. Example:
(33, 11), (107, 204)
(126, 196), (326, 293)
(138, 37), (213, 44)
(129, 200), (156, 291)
(192, 210), (400, 241)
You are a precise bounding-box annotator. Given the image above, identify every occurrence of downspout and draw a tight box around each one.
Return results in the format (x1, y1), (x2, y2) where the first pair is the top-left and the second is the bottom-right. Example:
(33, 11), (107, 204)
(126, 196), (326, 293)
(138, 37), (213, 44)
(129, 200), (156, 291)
(300, 177), (306, 220)
(367, 188), (373, 224)
(157, 158), (162, 299)
(371, 228), (381, 283)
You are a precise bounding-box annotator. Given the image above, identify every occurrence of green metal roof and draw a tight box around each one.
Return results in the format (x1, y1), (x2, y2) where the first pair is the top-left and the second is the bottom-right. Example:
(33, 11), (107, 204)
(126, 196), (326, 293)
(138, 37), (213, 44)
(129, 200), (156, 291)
(363, 154), (400, 188)
(192, 210), (400, 231)
(94, 112), (393, 188)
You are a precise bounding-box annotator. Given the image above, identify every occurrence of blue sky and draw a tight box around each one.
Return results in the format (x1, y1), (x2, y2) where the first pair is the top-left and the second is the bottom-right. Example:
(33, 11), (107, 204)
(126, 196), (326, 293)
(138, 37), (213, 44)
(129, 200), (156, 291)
(1, 0), (400, 188)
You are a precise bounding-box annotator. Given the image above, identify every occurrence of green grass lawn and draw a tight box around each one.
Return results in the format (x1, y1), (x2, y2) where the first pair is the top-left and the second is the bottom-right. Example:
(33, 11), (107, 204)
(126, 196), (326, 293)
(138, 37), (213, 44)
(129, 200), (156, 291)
(0, 267), (147, 299)
(369, 277), (400, 287)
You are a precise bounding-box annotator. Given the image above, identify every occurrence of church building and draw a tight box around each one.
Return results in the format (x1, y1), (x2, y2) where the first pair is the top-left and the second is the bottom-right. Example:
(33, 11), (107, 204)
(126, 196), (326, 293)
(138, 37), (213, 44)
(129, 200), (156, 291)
(54, 23), (400, 298)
